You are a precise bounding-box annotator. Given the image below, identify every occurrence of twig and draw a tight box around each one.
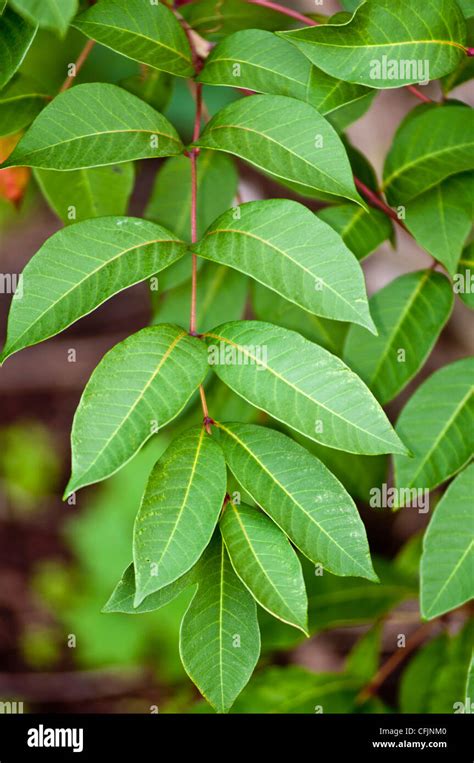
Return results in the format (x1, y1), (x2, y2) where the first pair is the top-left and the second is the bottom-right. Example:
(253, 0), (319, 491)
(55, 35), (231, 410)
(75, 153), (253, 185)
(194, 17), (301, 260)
(59, 39), (95, 92)
(357, 622), (434, 703)
(354, 177), (408, 231)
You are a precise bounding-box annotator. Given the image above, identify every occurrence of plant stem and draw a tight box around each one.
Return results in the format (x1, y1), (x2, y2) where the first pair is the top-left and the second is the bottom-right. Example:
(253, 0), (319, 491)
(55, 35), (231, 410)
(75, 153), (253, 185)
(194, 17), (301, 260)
(357, 621), (434, 703)
(59, 39), (95, 92)
(247, 0), (316, 26)
(354, 177), (408, 232)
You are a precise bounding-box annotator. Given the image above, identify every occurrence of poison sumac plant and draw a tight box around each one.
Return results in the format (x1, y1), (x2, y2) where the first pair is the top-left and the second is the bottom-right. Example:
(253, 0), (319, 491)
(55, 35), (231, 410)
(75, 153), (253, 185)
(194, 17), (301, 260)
(1, 0), (473, 713)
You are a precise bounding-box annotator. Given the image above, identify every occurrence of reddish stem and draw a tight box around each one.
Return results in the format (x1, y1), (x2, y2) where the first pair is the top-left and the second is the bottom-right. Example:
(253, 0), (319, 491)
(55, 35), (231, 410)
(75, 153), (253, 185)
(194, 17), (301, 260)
(406, 84), (432, 103)
(354, 177), (407, 232)
(247, 0), (316, 26)
(59, 39), (95, 92)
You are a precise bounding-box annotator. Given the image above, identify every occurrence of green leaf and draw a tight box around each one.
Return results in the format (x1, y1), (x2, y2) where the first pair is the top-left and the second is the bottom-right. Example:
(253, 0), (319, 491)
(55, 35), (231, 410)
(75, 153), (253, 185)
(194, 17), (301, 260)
(343, 270), (454, 405)
(103, 562), (197, 614)
(456, 242), (474, 310)
(0, 7), (37, 90)
(318, 203), (392, 261)
(296, 433), (387, 504)
(281, 0), (466, 88)
(220, 501), (308, 633)
(442, 16), (474, 90)
(10, 0), (78, 36)
(197, 28), (372, 122)
(466, 652), (474, 701)
(345, 625), (381, 682)
(194, 95), (364, 205)
(394, 357), (474, 492)
(421, 464), (474, 619)
(383, 105), (474, 204)
(65, 325), (208, 495)
(251, 282), (348, 356)
(232, 666), (361, 714)
(2, 83), (183, 170)
(0, 74), (48, 137)
(0, 217), (186, 362)
(195, 199), (374, 331)
(404, 173), (474, 275)
(73, 0), (194, 78)
(216, 422), (377, 581)
(181, 0), (298, 41)
(180, 534), (260, 713)
(153, 263), (248, 334)
(34, 164), (135, 224)
(133, 427), (226, 604)
(146, 151), (238, 243)
(206, 321), (407, 455)
(400, 621), (474, 712)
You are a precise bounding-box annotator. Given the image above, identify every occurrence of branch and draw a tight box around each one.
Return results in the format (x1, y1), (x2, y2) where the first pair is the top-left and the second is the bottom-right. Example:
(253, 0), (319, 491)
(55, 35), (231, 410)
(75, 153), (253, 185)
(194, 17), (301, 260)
(59, 39), (95, 92)
(357, 621), (435, 703)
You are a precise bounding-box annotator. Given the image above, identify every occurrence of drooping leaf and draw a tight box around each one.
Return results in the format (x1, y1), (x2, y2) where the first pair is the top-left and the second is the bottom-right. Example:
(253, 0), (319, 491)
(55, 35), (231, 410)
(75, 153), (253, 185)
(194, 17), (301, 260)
(343, 270), (454, 405)
(0, 7), (37, 90)
(206, 321), (407, 455)
(421, 464), (474, 619)
(133, 427), (226, 604)
(180, 534), (260, 714)
(318, 203), (392, 261)
(0, 217), (187, 362)
(10, 0), (78, 36)
(2, 83), (183, 170)
(73, 0), (194, 78)
(251, 282), (347, 356)
(456, 242), (474, 310)
(181, 0), (298, 41)
(194, 95), (364, 205)
(34, 164), (135, 224)
(197, 28), (372, 121)
(152, 263), (248, 334)
(383, 105), (474, 204)
(220, 501), (308, 633)
(404, 173), (474, 275)
(400, 621), (474, 713)
(281, 0), (466, 88)
(217, 422), (377, 581)
(394, 357), (474, 492)
(103, 562), (197, 614)
(195, 199), (374, 331)
(0, 75), (48, 137)
(65, 325), (208, 495)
